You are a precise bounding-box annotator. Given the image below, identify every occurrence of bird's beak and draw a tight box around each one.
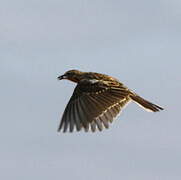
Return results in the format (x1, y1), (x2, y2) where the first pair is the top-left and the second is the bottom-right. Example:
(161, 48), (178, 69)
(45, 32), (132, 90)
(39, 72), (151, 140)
(57, 75), (67, 80)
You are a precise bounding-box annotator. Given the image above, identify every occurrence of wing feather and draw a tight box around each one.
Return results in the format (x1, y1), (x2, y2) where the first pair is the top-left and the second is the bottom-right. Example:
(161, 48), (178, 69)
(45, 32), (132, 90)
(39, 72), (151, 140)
(58, 79), (131, 132)
(73, 100), (82, 131)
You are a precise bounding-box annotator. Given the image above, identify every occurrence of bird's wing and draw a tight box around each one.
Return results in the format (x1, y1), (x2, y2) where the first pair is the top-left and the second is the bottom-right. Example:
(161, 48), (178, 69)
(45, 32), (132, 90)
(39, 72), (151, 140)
(58, 79), (131, 132)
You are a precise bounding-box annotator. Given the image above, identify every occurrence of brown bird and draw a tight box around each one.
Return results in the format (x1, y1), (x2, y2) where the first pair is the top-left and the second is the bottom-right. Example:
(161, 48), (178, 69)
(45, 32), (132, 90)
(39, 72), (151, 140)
(57, 69), (163, 133)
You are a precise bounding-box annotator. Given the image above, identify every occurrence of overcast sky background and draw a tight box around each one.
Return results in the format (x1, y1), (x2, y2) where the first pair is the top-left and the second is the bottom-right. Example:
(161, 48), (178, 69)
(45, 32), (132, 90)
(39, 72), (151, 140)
(0, 0), (181, 179)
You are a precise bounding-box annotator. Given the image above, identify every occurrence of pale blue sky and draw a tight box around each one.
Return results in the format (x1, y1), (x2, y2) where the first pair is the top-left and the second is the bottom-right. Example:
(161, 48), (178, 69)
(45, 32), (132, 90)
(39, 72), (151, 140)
(0, 0), (181, 180)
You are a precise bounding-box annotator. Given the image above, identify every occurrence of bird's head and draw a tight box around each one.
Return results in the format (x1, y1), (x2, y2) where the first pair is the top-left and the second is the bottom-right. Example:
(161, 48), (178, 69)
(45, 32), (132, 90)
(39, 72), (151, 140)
(57, 69), (83, 83)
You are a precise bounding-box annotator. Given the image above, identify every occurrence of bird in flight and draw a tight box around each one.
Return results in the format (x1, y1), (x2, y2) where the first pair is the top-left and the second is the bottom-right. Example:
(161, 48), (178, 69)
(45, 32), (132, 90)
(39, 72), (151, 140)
(57, 69), (163, 133)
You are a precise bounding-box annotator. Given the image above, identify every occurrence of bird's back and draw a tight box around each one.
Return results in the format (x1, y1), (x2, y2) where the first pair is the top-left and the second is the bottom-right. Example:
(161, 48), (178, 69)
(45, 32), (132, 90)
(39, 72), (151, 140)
(83, 72), (120, 83)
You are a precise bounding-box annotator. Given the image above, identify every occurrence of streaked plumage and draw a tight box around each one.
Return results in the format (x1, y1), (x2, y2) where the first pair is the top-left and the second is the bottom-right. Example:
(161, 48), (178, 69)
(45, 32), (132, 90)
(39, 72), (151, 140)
(57, 69), (163, 133)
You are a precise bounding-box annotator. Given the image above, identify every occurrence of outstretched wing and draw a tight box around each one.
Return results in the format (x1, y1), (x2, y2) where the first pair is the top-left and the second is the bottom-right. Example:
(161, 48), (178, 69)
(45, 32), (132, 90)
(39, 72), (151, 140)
(58, 79), (131, 132)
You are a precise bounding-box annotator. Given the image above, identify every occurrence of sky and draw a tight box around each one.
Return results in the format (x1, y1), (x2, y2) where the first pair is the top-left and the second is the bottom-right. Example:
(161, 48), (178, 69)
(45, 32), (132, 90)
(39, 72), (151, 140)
(0, 0), (181, 179)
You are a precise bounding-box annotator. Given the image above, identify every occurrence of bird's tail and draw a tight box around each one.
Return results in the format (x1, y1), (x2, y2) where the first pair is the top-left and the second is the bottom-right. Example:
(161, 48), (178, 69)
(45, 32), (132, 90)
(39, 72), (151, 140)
(130, 94), (164, 112)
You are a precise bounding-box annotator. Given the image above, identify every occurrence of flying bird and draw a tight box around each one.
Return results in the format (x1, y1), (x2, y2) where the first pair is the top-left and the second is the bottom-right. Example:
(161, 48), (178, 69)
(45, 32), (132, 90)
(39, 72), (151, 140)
(57, 70), (163, 133)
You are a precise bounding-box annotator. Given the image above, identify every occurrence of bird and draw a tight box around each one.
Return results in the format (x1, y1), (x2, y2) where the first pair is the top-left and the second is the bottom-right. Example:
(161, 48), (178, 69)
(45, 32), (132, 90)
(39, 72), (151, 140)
(57, 69), (163, 133)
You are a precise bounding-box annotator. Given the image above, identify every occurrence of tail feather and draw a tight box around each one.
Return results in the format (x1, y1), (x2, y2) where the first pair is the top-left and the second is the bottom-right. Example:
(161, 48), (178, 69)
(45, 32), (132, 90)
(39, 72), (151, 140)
(130, 95), (164, 112)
